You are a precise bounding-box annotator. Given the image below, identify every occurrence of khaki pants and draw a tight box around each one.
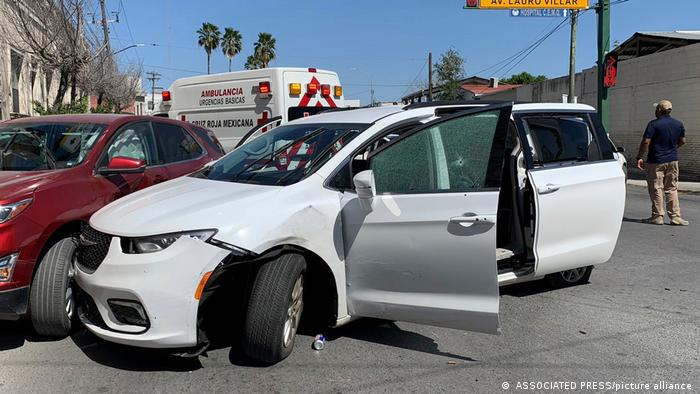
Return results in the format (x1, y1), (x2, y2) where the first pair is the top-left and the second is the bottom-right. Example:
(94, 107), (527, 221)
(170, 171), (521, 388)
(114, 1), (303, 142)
(646, 161), (681, 219)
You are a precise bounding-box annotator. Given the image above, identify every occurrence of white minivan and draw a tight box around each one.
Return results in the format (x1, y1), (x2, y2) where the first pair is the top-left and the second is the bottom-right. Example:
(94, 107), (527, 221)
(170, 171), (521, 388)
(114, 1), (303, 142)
(162, 67), (345, 151)
(74, 102), (625, 364)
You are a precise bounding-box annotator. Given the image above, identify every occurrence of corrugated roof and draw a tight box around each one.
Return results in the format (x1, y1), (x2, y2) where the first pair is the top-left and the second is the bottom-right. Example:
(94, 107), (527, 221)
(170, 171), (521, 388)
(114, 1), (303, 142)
(637, 31), (700, 41)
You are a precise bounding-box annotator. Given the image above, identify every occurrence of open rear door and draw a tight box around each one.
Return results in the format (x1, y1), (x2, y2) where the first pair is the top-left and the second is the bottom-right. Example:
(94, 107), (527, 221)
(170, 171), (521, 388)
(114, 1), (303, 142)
(519, 113), (625, 276)
(341, 103), (512, 334)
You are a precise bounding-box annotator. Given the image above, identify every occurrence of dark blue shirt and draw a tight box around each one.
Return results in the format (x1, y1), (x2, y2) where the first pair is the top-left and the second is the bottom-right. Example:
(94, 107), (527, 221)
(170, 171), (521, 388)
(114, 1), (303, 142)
(643, 115), (685, 163)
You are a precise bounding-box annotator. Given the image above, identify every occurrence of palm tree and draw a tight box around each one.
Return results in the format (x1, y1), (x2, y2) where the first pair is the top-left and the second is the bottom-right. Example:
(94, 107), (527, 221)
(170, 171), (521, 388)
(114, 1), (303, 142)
(221, 27), (242, 72)
(253, 32), (276, 68)
(197, 22), (221, 74)
(244, 55), (262, 70)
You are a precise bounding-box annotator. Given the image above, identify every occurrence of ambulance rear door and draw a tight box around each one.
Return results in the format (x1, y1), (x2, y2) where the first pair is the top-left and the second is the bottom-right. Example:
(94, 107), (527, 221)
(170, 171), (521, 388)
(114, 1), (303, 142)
(283, 69), (344, 121)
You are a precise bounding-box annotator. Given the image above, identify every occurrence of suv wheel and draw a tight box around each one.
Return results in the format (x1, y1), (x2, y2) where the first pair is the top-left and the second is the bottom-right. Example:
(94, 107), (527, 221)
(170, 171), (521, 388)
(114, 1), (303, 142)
(29, 237), (78, 337)
(546, 266), (593, 288)
(242, 254), (306, 365)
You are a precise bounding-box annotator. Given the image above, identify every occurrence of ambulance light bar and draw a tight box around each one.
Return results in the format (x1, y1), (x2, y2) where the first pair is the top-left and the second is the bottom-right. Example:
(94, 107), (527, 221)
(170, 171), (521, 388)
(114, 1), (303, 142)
(162, 90), (171, 101)
(307, 82), (318, 95)
(289, 83), (302, 95)
(334, 85), (342, 97)
(258, 81), (271, 94)
(320, 84), (331, 97)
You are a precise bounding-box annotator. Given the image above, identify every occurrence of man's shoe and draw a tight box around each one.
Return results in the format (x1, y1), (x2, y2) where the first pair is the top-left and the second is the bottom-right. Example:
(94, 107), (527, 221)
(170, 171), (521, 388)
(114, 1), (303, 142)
(642, 216), (664, 225)
(670, 217), (689, 226)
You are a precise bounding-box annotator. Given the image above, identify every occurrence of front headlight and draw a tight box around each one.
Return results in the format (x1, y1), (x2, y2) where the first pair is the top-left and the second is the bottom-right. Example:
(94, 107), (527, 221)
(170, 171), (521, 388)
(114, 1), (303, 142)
(129, 229), (217, 254)
(0, 198), (33, 224)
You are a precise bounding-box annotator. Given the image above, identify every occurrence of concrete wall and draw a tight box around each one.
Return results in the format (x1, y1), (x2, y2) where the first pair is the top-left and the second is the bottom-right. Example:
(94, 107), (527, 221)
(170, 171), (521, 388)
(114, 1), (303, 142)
(482, 43), (700, 180)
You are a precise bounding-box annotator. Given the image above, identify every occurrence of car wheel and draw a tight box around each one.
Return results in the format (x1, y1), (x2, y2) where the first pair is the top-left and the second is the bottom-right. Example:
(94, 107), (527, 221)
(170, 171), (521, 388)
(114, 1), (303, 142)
(546, 265), (593, 288)
(243, 253), (306, 365)
(29, 237), (78, 337)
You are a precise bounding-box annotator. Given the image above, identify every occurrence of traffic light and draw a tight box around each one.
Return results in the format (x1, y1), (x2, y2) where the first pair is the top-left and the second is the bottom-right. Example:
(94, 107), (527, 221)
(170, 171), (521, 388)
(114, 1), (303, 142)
(465, 0), (479, 8)
(603, 53), (618, 88)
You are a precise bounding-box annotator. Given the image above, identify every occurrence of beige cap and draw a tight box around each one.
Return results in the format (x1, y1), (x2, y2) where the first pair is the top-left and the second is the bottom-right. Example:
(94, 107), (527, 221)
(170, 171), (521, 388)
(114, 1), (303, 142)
(655, 100), (673, 111)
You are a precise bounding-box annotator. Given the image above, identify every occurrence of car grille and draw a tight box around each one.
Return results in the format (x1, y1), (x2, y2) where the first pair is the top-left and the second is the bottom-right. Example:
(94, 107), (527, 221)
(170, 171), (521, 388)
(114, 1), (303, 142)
(76, 225), (112, 274)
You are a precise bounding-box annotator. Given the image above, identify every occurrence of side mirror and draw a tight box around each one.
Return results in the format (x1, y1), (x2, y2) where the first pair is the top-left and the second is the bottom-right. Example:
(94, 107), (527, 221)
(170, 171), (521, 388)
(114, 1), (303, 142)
(353, 170), (375, 199)
(616, 146), (625, 153)
(98, 156), (146, 175)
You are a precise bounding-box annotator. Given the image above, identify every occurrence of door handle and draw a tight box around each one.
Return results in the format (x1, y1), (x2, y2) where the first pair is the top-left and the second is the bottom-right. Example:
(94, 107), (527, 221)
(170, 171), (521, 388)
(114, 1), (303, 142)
(449, 215), (494, 225)
(537, 183), (560, 194)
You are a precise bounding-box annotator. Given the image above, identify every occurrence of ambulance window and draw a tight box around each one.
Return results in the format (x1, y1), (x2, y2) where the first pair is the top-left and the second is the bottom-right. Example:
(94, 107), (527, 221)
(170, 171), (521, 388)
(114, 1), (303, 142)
(152, 122), (204, 164)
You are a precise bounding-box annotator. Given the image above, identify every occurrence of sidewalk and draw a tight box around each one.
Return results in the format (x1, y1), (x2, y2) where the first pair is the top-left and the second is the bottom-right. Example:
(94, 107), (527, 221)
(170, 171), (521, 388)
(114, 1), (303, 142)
(627, 179), (700, 193)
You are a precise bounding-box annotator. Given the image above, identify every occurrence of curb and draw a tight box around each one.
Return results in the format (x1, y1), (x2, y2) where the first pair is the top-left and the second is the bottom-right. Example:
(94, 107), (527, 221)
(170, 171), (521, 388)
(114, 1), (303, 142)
(627, 180), (700, 193)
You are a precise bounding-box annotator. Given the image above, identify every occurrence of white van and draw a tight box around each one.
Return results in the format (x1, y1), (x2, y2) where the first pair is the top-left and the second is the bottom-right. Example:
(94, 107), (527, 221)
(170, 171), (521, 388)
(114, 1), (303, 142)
(75, 102), (625, 365)
(162, 67), (345, 151)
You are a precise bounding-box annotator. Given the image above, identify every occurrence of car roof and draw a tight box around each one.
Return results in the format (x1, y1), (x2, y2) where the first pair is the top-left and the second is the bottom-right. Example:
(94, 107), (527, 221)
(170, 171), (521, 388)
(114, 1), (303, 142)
(286, 102), (597, 126)
(3, 114), (133, 125)
(287, 106), (404, 125)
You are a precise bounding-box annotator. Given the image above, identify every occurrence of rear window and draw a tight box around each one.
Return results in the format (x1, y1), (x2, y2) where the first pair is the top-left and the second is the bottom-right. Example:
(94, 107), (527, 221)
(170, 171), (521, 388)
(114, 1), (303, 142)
(523, 116), (602, 165)
(288, 106), (332, 121)
(152, 123), (204, 164)
(191, 126), (225, 154)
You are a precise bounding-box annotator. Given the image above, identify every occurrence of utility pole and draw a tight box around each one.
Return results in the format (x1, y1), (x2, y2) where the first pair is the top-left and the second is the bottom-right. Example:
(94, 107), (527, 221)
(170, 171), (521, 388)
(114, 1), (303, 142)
(99, 0), (111, 55)
(428, 52), (433, 102)
(146, 71), (161, 111)
(596, 0), (611, 128)
(568, 10), (578, 103)
(370, 80), (374, 107)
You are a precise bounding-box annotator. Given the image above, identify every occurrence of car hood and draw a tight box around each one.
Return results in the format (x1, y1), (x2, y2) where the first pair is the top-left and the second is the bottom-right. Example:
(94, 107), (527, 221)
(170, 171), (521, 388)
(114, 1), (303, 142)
(90, 176), (285, 238)
(0, 170), (60, 202)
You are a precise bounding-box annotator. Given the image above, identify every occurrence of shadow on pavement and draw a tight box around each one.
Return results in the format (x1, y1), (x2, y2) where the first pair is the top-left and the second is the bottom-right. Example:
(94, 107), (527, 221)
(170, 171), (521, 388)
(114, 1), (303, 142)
(499, 279), (589, 298)
(70, 328), (202, 372)
(322, 318), (478, 362)
(623, 216), (649, 224)
(0, 320), (64, 352)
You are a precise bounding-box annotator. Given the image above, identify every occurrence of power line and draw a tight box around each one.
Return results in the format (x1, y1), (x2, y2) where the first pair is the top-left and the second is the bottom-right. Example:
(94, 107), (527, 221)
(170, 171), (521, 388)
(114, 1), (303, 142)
(401, 57), (428, 97)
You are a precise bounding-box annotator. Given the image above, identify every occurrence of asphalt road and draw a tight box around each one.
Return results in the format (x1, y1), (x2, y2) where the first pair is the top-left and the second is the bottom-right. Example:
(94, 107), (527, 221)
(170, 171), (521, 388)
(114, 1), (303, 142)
(1, 187), (698, 393)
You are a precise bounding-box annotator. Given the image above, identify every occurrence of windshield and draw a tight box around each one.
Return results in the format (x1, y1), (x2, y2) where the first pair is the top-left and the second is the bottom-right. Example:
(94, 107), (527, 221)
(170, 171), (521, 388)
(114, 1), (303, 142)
(192, 123), (369, 186)
(0, 122), (106, 171)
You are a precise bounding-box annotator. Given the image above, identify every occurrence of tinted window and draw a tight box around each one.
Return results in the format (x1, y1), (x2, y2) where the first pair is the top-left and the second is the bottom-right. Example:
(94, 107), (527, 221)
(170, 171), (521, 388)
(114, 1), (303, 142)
(101, 122), (155, 166)
(370, 110), (502, 194)
(152, 123), (204, 164)
(524, 116), (601, 164)
(191, 126), (225, 154)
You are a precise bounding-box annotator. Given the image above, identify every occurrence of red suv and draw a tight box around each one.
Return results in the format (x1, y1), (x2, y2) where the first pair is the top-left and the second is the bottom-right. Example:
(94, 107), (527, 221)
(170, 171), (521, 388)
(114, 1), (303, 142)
(0, 114), (224, 335)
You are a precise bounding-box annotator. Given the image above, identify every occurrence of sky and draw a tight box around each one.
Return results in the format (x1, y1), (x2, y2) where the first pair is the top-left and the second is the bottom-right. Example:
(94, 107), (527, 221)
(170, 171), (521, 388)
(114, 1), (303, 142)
(102, 0), (700, 104)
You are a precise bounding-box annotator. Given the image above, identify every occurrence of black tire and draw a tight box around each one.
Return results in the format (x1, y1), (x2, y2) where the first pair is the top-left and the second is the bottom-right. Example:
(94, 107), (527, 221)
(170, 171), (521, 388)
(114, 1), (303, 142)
(30, 237), (77, 337)
(545, 265), (593, 288)
(243, 254), (306, 365)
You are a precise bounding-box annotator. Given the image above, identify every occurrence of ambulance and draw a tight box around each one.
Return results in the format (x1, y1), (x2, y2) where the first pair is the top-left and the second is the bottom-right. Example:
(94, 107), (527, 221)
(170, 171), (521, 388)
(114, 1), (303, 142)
(161, 67), (345, 151)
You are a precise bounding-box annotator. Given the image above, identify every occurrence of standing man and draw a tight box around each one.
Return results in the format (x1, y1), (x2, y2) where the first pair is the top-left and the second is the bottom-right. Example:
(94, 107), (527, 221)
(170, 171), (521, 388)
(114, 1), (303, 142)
(636, 100), (689, 226)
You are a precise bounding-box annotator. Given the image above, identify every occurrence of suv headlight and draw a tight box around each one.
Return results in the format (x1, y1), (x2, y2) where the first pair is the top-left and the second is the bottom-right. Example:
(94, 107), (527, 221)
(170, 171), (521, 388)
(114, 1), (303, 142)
(0, 253), (19, 282)
(127, 229), (217, 254)
(0, 198), (33, 224)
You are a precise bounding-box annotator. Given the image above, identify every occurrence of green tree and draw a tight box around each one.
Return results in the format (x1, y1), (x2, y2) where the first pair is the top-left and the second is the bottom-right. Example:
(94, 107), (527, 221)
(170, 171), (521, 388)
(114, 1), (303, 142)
(434, 48), (465, 101)
(244, 55), (262, 70)
(253, 32), (276, 68)
(501, 71), (547, 85)
(221, 27), (243, 72)
(197, 22), (221, 74)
